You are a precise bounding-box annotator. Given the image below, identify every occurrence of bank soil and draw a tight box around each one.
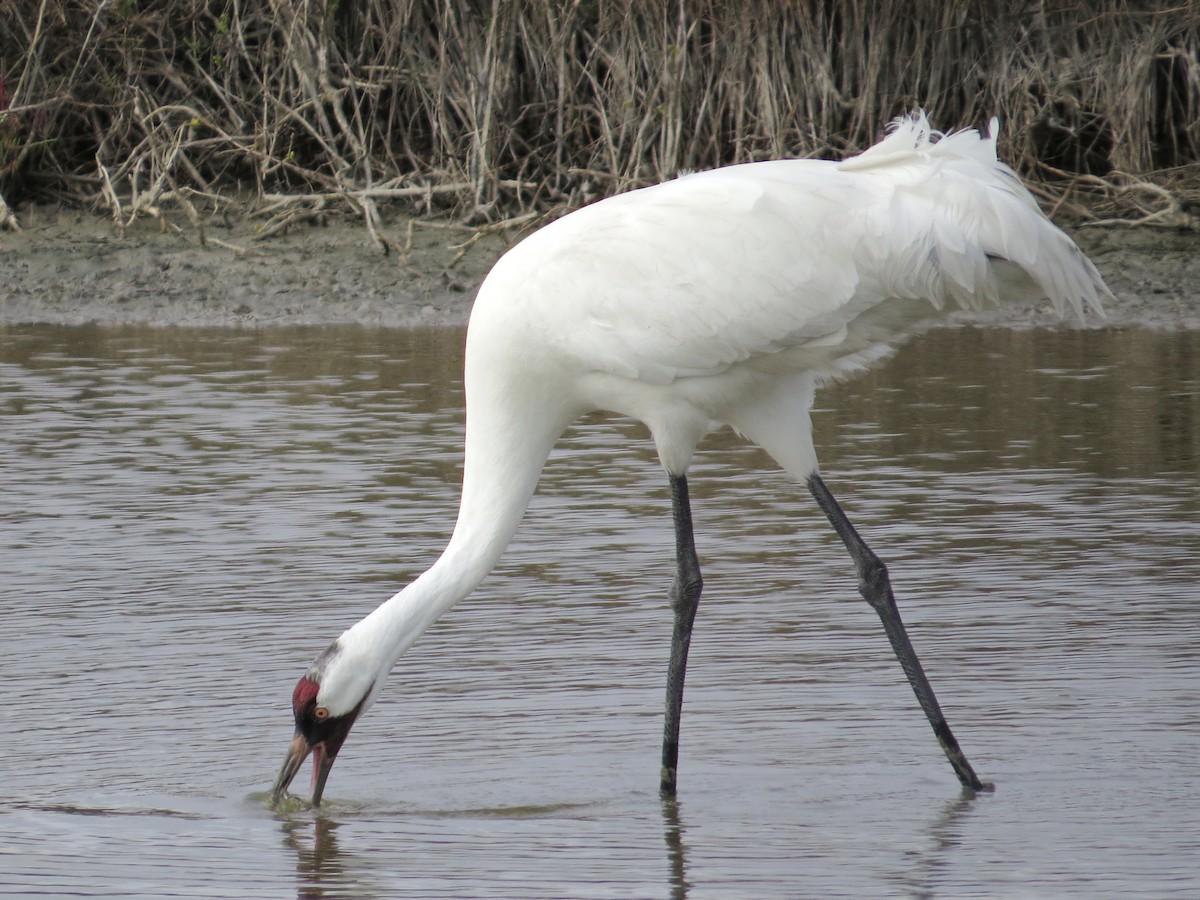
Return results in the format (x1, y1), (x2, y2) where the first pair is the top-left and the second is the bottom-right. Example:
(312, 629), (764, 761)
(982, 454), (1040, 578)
(1, 207), (1198, 330)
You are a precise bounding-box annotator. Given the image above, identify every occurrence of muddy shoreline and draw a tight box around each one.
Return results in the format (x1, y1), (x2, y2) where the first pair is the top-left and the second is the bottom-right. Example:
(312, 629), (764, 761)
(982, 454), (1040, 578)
(1, 207), (1198, 330)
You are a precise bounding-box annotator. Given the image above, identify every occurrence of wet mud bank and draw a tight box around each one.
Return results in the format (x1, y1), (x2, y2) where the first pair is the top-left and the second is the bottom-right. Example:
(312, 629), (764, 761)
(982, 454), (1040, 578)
(1, 207), (1198, 330)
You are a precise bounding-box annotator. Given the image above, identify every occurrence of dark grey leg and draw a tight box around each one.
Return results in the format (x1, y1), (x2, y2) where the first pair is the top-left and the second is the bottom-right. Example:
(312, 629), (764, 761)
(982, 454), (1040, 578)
(661, 474), (703, 795)
(807, 473), (993, 792)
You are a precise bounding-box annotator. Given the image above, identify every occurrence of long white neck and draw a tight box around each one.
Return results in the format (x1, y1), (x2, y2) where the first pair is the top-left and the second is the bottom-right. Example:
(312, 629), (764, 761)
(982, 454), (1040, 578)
(339, 354), (577, 687)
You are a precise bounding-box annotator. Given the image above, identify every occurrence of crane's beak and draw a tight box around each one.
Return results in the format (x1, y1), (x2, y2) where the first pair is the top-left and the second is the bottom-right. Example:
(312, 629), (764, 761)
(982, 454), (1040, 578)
(270, 732), (338, 808)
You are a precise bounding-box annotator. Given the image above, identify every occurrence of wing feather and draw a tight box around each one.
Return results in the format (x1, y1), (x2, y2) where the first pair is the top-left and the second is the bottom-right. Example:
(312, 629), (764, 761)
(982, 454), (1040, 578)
(475, 112), (1110, 385)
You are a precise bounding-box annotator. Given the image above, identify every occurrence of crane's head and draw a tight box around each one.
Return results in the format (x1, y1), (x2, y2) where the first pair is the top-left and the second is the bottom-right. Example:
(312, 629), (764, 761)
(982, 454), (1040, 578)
(270, 640), (376, 808)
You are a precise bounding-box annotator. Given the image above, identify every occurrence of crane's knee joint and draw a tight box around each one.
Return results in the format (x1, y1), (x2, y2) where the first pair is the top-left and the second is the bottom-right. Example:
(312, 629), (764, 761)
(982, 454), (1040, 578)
(670, 573), (703, 612)
(856, 554), (891, 608)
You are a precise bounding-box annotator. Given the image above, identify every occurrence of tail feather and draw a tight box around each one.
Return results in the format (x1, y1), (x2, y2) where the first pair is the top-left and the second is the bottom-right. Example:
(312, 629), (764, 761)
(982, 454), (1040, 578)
(843, 111), (1111, 321)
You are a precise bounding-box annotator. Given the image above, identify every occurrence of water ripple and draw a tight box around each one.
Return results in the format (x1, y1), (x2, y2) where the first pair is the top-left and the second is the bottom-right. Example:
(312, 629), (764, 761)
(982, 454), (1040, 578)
(1, 323), (1197, 897)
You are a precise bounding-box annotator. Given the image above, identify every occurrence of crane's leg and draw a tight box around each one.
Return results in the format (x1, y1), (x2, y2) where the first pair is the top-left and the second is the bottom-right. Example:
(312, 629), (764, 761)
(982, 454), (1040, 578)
(807, 473), (993, 792)
(661, 473), (703, 795)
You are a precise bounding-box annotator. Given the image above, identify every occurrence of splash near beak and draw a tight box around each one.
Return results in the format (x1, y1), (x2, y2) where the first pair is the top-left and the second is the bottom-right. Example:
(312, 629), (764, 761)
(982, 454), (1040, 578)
(271, 732), (312, 805)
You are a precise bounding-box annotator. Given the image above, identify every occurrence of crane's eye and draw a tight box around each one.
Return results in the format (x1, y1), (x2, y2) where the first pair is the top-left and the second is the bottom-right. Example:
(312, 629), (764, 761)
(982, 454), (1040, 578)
(314, 706), (331, 721)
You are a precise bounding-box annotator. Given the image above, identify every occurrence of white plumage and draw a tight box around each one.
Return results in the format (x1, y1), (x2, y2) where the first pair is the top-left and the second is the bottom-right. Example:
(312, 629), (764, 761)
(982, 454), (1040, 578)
(271, 112), (1110, 807)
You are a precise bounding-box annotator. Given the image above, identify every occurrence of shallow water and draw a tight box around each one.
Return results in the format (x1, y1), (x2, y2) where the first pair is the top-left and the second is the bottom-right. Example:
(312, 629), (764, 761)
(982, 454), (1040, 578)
(1, 322), (1197, 898)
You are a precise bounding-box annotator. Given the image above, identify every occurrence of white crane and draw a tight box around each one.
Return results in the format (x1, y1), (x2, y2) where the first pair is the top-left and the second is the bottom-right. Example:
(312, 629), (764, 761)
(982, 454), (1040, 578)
(271, 112), (1109, 807)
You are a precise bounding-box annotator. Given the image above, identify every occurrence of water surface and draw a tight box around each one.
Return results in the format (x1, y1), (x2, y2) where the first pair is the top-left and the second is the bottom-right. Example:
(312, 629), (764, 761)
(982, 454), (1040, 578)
(1, 323), (1198, 897)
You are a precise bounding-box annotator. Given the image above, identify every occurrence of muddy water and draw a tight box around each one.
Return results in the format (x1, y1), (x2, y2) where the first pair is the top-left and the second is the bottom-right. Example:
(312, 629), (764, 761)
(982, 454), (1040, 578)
(1, 323), (1198, 898)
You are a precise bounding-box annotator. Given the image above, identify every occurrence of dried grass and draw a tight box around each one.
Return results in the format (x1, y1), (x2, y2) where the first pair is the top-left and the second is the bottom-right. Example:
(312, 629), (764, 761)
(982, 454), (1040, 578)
(2, 0), (1199, 238)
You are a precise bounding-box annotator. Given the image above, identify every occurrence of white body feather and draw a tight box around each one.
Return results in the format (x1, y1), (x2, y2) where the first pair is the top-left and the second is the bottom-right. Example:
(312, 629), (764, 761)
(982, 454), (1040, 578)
(315, 113), (1110, 717)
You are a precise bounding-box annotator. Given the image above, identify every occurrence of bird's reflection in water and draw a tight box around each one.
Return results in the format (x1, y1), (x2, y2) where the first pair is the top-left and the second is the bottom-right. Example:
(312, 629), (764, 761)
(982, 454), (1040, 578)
(661, 795), (690, 900)
(281, 815), (345, 900)
(891, 788), (983, 899)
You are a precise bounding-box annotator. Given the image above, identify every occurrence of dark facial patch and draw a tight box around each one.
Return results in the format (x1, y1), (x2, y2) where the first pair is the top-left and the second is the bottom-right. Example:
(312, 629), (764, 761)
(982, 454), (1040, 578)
(289, 639), (370, 751)
(292, 678), (373, 749)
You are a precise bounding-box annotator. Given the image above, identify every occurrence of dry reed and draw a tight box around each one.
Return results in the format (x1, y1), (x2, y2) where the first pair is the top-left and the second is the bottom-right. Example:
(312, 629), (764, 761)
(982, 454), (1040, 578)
(2, 0), (1199, 238)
